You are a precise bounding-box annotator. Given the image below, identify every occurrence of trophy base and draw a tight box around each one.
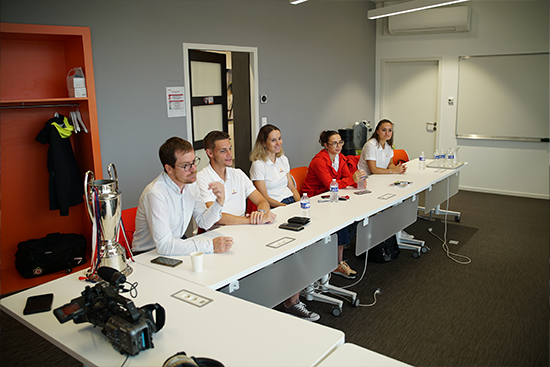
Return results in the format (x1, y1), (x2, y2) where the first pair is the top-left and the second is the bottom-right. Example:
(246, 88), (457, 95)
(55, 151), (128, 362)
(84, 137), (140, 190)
(99, 255), (133, 276)
(118, 263), (133, 277)
(95, 240), (133, 280)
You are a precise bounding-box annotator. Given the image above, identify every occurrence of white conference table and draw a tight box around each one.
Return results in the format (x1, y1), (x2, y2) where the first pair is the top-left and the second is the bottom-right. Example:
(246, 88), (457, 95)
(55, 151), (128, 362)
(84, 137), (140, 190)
(136, 201), (354, 307)
(0, 262), (344, 367)
(335, 158), (464, 223)
(136, 200), (353, 289)
(346, 159), (466, 255)
(137, 159), (466, 294)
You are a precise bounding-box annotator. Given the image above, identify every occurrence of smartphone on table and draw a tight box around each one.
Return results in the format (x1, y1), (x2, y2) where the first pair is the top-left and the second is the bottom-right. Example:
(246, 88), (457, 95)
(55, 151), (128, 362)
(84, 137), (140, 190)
(23, 293), (54, 315)
(150, 256), (183, 267)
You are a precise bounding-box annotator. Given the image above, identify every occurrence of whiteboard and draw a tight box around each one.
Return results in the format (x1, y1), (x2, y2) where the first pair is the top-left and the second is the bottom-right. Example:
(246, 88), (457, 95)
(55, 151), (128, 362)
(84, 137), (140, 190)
(456, 53), (549, 142)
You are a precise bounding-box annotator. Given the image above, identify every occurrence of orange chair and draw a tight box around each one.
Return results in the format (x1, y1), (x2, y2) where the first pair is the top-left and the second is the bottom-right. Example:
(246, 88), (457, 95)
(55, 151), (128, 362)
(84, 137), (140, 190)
(248, 165), (305, 212)
(289, 166), (308, 195)
(393, 149), (410, 166)
(119, 207), (137, 248)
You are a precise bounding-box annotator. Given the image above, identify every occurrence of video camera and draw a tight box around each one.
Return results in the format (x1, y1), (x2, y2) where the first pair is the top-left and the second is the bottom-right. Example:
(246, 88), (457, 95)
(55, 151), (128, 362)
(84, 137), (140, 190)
(53, 267), (165, 356)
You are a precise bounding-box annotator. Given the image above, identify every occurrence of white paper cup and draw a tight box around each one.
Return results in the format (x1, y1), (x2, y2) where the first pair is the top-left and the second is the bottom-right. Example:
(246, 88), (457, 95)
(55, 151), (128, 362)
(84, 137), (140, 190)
(190, 251), (204, 272)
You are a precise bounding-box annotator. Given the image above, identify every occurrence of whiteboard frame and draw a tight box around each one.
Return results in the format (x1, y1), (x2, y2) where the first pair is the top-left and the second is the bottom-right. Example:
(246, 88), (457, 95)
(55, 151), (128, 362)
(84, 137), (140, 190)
(455, 52), (549, 143)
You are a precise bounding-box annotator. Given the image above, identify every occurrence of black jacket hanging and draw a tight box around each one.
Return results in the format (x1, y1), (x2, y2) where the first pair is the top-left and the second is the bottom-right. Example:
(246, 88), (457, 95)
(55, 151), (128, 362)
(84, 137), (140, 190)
(35, 115), (84, 216)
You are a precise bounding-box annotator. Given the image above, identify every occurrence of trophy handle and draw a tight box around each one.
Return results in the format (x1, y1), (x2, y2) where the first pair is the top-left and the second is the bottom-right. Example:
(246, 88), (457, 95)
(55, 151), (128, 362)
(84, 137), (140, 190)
(84, 170), (95, 223)
(107, 163), (118, 191)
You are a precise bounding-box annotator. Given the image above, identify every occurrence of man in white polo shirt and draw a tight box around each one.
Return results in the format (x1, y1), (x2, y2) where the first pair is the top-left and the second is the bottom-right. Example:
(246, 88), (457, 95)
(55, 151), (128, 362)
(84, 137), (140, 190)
(197, 130), (276, 225)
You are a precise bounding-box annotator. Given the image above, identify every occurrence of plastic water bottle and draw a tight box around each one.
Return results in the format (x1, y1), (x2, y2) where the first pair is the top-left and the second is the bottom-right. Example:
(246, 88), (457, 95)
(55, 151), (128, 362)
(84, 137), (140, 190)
(329, 179), (339, 203)
(447, 148), (454, 167)
(453, 147), (459, 166)
(419, 151), (426, 170)
(439, 149), (446, 167)
(433, 149), (439, 166)
(300, 193), (310, 217)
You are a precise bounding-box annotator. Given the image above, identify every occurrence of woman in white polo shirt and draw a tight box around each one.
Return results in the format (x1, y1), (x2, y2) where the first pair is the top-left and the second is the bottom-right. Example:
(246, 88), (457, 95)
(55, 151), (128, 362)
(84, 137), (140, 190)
(249, 124), (301, 207)
(358, 119), (413, 241)
(358, 119), (407, 175)
(249, 124), (319, 322)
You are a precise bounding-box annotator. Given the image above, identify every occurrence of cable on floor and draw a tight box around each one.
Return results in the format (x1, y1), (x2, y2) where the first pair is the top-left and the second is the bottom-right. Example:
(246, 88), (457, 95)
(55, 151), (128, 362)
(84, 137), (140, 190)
(428, 177), (471, 265)
(337, 251), (382, 307)
(358, 288), (381, 307)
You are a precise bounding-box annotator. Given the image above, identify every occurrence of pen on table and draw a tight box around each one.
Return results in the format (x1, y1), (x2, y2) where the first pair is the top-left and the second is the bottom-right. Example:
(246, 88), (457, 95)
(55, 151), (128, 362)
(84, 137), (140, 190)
(318, 199), (330, 203)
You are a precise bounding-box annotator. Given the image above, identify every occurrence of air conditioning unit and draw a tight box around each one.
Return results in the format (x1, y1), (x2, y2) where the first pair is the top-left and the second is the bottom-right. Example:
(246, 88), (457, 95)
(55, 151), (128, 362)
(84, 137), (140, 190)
(388, 5), (471, 35)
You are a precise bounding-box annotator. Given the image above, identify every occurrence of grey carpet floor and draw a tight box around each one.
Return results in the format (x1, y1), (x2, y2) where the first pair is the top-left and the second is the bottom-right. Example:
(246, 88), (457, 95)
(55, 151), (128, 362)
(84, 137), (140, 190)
(1, 191), (549, 367)
(301, 190), (549, 367)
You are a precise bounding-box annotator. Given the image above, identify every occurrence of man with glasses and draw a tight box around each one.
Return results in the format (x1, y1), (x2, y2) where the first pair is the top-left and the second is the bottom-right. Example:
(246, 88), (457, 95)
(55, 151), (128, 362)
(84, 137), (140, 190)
(197, 130), (276, 225)
(132, 137), (233, 255)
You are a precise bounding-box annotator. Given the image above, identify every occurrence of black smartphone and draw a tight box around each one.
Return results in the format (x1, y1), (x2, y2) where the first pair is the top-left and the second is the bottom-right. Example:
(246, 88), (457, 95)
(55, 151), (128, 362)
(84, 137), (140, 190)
(23, 293), (54, 315)
(150, 256), (183, 267)
(321, 195), (330, 199)
(279, 223), (305, 231)
(288, 216), (310, 225)
(354, 189), (371, 195)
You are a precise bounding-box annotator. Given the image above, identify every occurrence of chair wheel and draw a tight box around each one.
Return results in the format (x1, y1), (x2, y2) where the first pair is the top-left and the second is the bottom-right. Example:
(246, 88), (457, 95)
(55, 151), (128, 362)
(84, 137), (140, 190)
(332, 307), (342, 316)
(455, 215), (461, 222)
(412, 251), (420, 258)
(421, 246), (428, 254)
(352, 298), (360, 307)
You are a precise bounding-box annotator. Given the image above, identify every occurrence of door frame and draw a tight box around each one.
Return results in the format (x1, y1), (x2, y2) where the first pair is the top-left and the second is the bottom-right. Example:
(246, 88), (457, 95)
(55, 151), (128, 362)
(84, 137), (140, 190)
(183, 43), (259, 149)
(378, 57), (443, 149)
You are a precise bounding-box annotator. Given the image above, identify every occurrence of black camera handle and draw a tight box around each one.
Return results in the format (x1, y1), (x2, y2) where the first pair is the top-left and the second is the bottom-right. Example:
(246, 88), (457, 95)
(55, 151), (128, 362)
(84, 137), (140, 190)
(142, 303), (166, 332)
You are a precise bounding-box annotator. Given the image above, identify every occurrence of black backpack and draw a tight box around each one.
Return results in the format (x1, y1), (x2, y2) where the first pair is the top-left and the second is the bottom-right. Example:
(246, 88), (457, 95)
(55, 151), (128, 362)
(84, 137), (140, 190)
(15, 233), (87, 278)
(368, 235), (400, 263)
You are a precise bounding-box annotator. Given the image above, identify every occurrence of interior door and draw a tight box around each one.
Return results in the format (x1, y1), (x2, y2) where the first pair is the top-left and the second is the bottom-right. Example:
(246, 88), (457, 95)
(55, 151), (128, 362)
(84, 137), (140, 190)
(188, 50), (228, 150)
(231, 52), (252, 174)
(381, 60), (439, 160)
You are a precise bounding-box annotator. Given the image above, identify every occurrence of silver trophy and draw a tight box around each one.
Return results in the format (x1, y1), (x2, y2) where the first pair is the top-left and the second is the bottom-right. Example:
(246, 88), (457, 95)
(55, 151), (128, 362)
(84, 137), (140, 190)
(84, 163), (132, 278)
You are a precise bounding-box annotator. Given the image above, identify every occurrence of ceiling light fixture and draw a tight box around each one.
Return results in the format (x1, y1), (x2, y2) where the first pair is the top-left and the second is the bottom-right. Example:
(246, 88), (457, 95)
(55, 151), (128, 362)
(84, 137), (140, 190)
(290, 0), (308, 4)
(367, 0), (469, 19)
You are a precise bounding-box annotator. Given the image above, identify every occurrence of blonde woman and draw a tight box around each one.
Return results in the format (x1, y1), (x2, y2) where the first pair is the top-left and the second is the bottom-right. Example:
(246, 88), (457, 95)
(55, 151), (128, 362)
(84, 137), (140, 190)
(249, 124), (300, 207)
(249, 124), (318, 322)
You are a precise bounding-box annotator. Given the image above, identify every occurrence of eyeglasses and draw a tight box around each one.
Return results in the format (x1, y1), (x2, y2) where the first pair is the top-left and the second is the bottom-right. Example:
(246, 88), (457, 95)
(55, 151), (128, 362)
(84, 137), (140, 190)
(328, 140), (345, 147)
(175, 157), (201, 171)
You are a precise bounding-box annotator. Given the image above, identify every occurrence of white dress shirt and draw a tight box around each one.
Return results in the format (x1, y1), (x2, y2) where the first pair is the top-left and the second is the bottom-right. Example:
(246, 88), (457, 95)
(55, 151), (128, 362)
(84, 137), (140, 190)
(132, 172), (222, 255)
(250, 155), (293, 202)
(197, 164), (256, 217)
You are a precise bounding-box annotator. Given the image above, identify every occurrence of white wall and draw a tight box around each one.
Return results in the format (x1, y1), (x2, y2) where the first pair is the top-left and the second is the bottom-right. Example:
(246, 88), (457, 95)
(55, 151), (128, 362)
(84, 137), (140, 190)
(374, 0), (549, 199)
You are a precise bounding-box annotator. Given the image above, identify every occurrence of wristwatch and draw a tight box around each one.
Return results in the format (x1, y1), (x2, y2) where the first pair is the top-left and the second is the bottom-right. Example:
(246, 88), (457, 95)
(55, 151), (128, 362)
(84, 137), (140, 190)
(258, 209), (266, 213)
